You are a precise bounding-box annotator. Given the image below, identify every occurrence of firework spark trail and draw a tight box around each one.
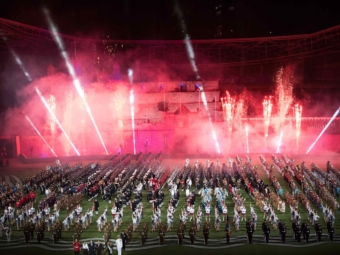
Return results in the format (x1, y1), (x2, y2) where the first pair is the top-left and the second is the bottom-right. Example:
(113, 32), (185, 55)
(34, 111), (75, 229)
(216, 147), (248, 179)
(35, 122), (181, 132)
(234, 97), (245, 123)
(306, 107), (340, 154)
(246, 126), (249, 153)
(275, 66), (294, 132)
(36, 87), (80, 156)
(221, 91), (235, 134)
(262, 96), (273, 138)
(25, 115), (57, 157)
(294, 103), (303, 147)
(276, 131), (283, 153)
(112, 93), (126, 130)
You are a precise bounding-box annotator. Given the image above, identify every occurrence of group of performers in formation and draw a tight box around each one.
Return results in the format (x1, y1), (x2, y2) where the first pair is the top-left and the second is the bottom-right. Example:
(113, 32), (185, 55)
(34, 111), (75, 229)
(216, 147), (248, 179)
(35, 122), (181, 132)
(1, 152), (339, 250)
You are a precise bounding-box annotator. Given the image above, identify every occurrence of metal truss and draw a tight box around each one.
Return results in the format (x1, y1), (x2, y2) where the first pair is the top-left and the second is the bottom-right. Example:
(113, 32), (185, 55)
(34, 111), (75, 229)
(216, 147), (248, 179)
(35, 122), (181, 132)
(1, 17), (340, 65)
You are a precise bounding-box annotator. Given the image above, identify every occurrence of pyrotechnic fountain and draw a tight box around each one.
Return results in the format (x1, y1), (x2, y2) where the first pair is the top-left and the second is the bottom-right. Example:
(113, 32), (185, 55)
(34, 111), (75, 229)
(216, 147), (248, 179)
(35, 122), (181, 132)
(112, 92), (125, 129)
(274, 66), (294, 132)
(293, 103), (302, 150)
(221, 91), (235, 135)
(112, 92), (126, 146)
(262, 96), (272, 138)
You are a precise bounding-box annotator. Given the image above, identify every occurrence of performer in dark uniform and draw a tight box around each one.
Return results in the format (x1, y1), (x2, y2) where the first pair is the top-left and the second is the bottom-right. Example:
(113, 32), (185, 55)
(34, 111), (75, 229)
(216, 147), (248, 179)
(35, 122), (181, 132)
(140, 229), (146, 245)
(30, 222), (35, 239)
(24, 223), (30, 243)
(292, 220), (297, 240)
(328, 224), (334, 241)
(36, 224), (42, 244)
(316, 224), (322, 242)
(301, 221), (307, 240)
(225, 220), (231, 244)
(279, 222), (286, 243)
(106, 242), (113, 255)
(41, 221), (45, 240)
(120, 231), (127, 250)
(94, 199), (99, 215)
(53, 226), (58, 244)
(158, 227), (165, 245)
(304, 224), (310, 243)
(246, 219), (253, 244)
(261, 220), (267, 233)
(177, 226), (183, 245)
(263, 223), (270, 243)
(295, 224), (301, 243)
(189, 226), (195, 245)
(96, 240), (103, 255)
(203, 223), (209, 245)
(88, 240), (96, 255)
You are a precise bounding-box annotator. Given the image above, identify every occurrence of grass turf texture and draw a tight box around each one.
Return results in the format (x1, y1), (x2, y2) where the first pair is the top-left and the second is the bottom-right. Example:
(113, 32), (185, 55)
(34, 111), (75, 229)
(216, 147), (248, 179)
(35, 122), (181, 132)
(0, 155), (340, 255)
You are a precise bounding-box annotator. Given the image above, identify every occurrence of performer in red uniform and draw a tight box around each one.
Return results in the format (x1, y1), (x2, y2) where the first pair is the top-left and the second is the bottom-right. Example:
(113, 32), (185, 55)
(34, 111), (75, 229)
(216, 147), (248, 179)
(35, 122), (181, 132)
(73, 239), (80, 255)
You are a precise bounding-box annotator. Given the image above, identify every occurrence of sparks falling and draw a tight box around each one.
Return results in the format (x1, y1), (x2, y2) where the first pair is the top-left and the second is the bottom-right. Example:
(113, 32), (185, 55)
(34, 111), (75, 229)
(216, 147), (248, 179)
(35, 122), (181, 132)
(221, 91), (235, 134)
(36, 87), (80, 156)
(294, 103), (303, 148)
(262, 96), (273, 138)
(112, 92), (126, 129)
(275, 66), (294, 132)
(246, 126), (249, 153)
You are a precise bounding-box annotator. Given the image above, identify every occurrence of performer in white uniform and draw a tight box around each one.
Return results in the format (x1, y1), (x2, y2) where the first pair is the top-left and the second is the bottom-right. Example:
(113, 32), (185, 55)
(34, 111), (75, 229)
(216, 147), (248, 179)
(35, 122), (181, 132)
(116, 235), (123, 255)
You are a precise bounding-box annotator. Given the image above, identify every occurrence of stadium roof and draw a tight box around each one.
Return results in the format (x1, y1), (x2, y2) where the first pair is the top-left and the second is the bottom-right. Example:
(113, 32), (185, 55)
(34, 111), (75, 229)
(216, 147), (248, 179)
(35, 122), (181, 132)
(1, 17), (340, 65)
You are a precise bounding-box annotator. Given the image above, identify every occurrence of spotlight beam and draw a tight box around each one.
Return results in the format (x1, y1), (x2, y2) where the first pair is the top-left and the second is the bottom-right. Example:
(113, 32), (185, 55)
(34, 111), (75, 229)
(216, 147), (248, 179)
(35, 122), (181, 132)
(36, 87), (80, 156)
(306, 107), (340, 154)
(25, 115), (57, 157)
(43, 8), (108, 155)
(173, 2), (220, 153)
(1, 32), (32, 82)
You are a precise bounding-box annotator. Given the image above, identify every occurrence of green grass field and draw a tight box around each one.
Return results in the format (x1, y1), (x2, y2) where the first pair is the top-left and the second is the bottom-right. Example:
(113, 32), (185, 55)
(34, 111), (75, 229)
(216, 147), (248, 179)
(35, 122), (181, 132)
(0, 154), (340, 255)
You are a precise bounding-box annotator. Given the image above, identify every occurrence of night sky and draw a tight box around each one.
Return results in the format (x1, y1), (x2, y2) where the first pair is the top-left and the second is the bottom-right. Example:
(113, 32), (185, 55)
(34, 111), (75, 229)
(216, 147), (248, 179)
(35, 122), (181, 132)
(0, 0), (340, 40)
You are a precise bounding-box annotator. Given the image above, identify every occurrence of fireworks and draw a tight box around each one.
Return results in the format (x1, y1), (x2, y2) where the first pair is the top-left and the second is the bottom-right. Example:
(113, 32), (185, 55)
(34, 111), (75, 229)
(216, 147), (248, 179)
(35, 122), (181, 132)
(276, 131), (283, 153)
(113, 93), (125, 111)
(36, 87), (80, 156)
(77, 89), (87, 111)
(262, 96), (272, 138)
(112, 93), (126, 129)
(221, 91), (235, 134)
(245, 126), (249, 153)
(274, 66), (294, 132)
(294, 103), (302, 137)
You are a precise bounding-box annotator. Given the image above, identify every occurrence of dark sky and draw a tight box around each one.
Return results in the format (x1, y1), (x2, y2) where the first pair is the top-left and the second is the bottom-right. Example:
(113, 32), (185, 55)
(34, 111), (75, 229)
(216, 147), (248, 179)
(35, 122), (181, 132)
(0, 0), (340, 40)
